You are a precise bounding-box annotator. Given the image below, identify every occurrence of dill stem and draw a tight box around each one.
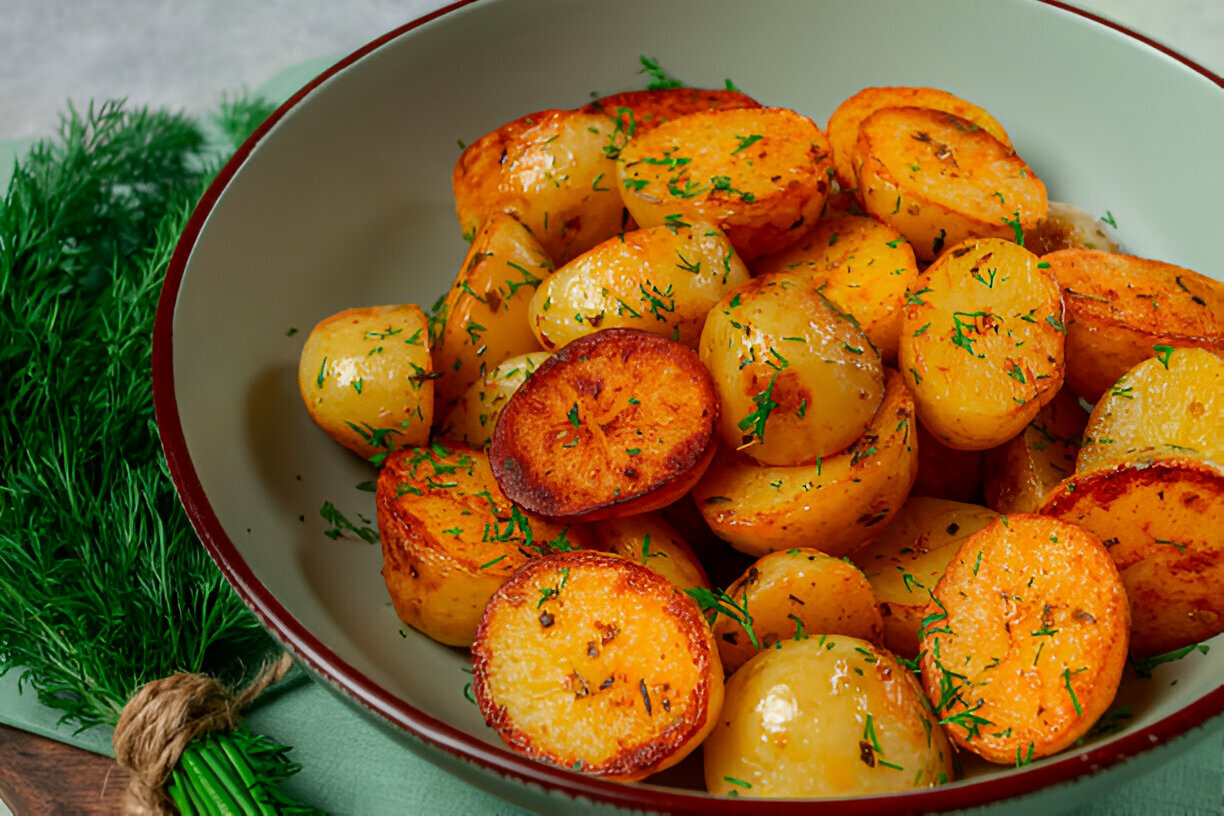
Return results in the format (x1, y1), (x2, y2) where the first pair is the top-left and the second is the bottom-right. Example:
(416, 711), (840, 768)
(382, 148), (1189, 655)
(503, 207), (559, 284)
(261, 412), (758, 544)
(200, 735), (261, 814)
(170, 765), (203, 816)
(181, 745), (240, 816)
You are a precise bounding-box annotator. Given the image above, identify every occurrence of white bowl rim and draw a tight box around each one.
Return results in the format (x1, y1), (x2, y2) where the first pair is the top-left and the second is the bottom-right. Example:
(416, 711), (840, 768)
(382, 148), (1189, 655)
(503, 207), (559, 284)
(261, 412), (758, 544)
(152, 0), (1224, 811)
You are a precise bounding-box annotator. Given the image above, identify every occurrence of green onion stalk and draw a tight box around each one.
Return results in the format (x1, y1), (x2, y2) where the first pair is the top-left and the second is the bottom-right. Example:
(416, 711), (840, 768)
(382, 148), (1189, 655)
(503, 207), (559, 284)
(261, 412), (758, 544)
(0, 98), (320, 814)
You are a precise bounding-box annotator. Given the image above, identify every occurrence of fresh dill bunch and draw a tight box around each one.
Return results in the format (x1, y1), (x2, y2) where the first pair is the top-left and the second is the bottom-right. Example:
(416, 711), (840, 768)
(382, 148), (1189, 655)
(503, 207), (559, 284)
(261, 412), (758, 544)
(0, 97), (277, 729)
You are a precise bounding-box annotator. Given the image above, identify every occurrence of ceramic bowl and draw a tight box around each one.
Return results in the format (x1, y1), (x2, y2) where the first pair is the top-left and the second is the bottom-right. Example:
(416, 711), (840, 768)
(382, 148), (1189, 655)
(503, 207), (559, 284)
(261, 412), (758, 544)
(154, 0), (1223, 812)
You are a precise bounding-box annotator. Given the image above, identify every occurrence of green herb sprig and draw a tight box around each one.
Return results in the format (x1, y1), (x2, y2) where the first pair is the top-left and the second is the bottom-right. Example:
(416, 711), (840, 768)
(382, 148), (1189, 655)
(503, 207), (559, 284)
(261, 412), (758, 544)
(0, 97), (319, 813)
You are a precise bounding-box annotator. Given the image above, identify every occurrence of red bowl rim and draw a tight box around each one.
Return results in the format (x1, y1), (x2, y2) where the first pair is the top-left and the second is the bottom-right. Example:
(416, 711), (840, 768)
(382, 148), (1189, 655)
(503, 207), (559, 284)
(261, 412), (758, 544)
(152, 1), (1223, 812)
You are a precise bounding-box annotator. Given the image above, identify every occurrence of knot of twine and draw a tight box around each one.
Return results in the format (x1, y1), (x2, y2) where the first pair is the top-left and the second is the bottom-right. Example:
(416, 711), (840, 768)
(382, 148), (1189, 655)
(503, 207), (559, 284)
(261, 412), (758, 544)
(112, 651), (294, 815)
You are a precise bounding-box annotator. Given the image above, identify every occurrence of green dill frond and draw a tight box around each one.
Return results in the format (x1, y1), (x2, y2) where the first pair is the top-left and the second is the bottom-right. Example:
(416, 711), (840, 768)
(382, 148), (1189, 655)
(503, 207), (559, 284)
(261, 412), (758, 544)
(0, 97), (274, 730)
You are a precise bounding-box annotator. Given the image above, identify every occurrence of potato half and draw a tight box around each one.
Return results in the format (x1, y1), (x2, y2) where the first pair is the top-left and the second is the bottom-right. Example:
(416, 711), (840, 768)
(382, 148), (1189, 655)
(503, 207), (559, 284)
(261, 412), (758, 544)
(703, 636), (953, 798)
(617, 106), (835, 261)
(431, 213), (553, 416)
(919, 515), (1129, 764)
(899, 237), (1065, 450)
(527, 222), (750, 352)
(453, 109), (625, 265)
(852, 107), (1047, 262)
(699, 272), (884, 466)
(1041, 453), (1224, 656)
(298, 304), (433, 460)
(472, 550), (723, 780)
(376, 442), (589, 646)
(491, 327), (718, 521)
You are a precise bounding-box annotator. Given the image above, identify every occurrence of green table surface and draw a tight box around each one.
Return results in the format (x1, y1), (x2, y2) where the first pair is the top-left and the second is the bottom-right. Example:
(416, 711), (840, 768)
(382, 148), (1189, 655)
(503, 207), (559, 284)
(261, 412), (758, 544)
(2, 44), (1222, 816)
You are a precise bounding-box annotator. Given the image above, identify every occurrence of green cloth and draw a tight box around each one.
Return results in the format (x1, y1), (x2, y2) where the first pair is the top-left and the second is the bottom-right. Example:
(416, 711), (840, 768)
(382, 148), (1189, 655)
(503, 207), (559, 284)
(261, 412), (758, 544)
(0, 55), (1220, 816)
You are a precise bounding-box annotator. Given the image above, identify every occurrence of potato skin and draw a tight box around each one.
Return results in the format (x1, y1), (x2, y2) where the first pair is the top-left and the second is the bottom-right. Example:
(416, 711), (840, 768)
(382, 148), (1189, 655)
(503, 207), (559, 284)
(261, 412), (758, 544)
(852, 107), (1047, 262)
(711, 548), (883, 674)
(298, 304), (433, 460)
(826, 85), (1011, 191)
(899, 237), (1065, 450)
(1041, 454), (1224, 656)
(431, 213), (553, 416)
(704, 636), (954, 798)
(692, 369), (918, 558)
(919, 515), (1129, 764)
(753, 214), (920, 363)
(1043, 249), (1224, 401)
(699, 272), (884, 466)
(490, 328), (718, 521)
(472, 550), (723, 780)
(376, 443), (589, 646)
(617, 107), (834, 261)
(453, 109), (626, 265)
(528, 222), (750, 351)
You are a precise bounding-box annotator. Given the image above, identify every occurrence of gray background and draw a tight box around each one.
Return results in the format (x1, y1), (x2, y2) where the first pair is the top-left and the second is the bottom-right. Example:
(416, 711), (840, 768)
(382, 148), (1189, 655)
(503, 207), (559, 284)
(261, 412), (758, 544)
(1, 0), (1221, 143)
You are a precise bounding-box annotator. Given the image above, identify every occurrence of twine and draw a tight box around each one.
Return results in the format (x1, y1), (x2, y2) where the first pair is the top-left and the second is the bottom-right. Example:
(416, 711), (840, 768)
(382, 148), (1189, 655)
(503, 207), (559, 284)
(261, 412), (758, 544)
(112, 651), (294, 815)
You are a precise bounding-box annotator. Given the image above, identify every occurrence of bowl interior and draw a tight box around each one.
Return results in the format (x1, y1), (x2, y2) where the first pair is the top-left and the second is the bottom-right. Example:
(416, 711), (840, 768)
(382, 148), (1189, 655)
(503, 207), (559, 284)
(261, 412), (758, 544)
(160, 0), (1223, 809)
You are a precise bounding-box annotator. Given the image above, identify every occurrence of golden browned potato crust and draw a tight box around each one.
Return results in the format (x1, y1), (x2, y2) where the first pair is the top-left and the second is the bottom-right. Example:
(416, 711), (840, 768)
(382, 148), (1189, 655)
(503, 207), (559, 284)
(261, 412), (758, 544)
(472, 550), (723, 780)
(919, 515), (1130, 764)
(852, 107), (1046, 262)
(490, 327), (718, 521)
(617, 107), (835, 261)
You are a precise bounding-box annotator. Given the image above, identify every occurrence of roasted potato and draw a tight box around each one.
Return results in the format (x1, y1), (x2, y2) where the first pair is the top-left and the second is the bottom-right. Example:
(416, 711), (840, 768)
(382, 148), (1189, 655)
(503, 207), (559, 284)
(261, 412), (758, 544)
(472, 550), (723, 780)
(617, 107), (835, 261)
(491, 328), (717, 521)
(436, 351), (550, 448)
(1042, 249), (1224, 401)
(703, 636), (954, 798)
(1041, 453), (1224, 656)
(691, 369), (918, 558)
(298, 304), (433, 460)
(527, 222), (750, 351)
(1077, 347), (1223, 470)
(826, 85), (1011, 191)
(377, 442), (590, 646)
(590, 512), (712, 593)
(850, 497), (999, 658)
(919, 515), (1129, 764)
(983, 386), (1089, 513)
(753, 215), (920, 363)
(432, 214), (553, 414)
(852, 107), (1047, 262)
(699, 272), (884, 466)
(708, 548), (883, 674)
(453, 109), (626, 265)
(899, 237), (1065, 450)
